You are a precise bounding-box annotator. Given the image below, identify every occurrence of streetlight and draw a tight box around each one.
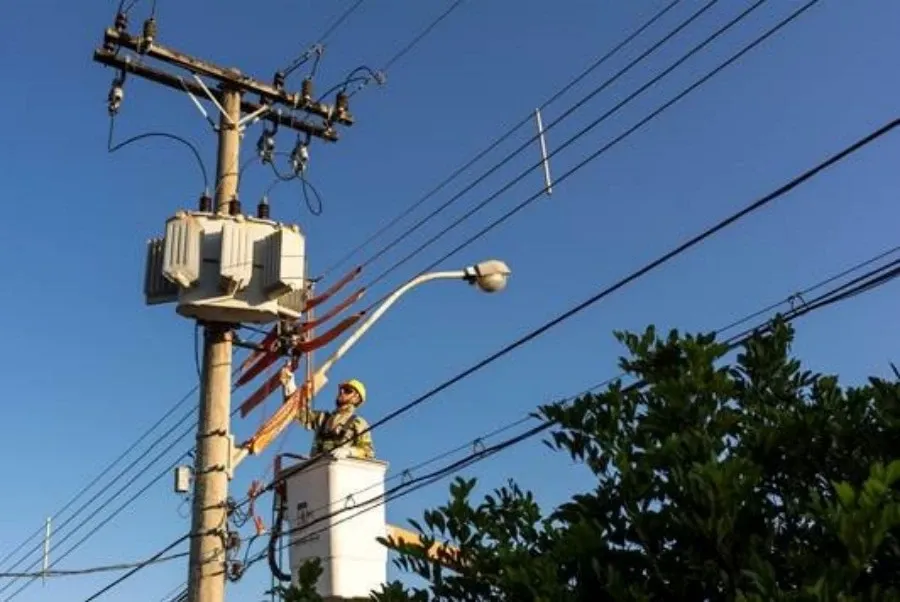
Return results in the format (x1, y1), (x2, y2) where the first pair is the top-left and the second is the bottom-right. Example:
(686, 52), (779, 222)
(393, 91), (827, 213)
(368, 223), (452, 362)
(232, 259), (511, 465)
(318, 259), (511, 374)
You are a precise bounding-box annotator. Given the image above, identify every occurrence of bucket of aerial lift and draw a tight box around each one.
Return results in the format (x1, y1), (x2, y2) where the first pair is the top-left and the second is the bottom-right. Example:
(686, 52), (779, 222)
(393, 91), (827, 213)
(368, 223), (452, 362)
(277, 452), (390, 600)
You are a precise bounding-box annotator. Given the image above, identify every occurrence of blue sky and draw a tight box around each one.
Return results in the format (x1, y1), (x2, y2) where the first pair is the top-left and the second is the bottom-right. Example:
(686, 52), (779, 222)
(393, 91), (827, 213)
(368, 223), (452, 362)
(1, 0), (899, 600)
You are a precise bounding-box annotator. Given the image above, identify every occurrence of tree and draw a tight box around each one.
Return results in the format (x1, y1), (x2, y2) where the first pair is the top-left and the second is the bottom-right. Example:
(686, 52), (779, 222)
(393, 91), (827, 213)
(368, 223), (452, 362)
(374, 321), (900, 601)
(271, 321), (900, 601)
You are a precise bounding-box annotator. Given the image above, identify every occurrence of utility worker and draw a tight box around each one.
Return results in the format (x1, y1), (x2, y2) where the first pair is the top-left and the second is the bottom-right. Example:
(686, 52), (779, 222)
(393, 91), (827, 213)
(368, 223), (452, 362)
(279, 364), (375, 460)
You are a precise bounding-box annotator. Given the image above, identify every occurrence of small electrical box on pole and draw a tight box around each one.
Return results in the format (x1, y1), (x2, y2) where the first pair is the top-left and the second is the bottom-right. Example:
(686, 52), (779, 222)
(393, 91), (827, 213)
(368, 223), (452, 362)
(174, 465), (192, 494)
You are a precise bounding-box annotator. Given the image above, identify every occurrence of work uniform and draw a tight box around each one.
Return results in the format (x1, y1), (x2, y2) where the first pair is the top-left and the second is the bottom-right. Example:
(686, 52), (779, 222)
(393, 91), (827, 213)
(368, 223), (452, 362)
(282, 369), (375, 460)
(297, 404), (375, 459)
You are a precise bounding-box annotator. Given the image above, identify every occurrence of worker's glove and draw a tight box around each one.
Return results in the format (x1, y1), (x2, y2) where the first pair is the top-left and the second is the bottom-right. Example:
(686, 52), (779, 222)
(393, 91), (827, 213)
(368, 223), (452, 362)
(280, 364), (297, 397)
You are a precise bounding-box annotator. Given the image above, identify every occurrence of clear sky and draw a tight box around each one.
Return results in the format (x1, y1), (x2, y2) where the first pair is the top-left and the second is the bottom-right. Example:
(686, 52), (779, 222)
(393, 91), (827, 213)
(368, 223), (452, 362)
(1, 0), (899, 600)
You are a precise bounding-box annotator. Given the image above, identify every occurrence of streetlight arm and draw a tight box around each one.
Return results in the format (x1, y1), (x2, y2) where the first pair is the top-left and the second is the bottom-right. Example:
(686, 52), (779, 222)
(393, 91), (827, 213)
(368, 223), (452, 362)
(232, 261), (510, 468)
(317, 270), (466, 375)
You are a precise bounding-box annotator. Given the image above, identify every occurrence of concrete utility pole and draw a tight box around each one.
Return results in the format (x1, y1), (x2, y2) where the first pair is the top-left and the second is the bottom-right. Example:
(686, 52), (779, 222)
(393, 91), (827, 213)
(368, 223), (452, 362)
(92, 10), (354, 602)
(186, 89), (241, 602)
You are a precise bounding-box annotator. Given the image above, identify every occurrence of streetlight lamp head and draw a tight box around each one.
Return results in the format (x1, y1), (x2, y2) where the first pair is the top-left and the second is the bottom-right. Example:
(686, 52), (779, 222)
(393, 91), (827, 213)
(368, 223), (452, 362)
(464, 259), (511, 293)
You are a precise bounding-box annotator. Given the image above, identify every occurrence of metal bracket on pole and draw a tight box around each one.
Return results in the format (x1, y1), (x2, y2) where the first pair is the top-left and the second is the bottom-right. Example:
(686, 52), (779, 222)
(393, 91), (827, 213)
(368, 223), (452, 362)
(178, 76), (218, 130)
(238, 104), (271, 129)
(534, 108), (554, 197)
(179, 75), (271, 134)
(193, 74), (236, 127)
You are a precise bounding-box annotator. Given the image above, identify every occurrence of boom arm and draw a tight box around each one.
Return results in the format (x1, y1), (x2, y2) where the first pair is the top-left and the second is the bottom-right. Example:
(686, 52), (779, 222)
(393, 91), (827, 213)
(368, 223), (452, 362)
(385, 524), (462, 570)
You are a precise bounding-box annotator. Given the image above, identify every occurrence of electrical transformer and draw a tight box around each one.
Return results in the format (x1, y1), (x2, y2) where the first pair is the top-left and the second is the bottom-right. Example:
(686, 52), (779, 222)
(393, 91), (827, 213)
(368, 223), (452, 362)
(143, 210), (307, 324)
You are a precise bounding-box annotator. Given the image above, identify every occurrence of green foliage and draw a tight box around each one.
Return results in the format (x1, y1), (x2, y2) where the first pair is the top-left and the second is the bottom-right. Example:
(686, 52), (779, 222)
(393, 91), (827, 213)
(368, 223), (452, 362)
(266, 557), (325, 602)
(373, 320), (900, 601)
(267, 557), (374, 602)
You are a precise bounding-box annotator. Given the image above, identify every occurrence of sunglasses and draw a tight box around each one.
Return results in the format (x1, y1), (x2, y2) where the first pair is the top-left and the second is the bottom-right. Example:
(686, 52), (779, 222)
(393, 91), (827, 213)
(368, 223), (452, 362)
(339, 386), (356, 395)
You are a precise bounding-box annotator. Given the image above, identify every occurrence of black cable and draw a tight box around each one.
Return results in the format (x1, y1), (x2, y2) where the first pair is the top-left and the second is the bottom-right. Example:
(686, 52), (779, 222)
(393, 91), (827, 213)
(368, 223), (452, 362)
(340, 0), (825, 321)
(362, 0), (728, 279)
(382, 0), (467, 72)
(0, 387), (197, 572)
(715, 244), (900, 334)
(266, 493), (291, 582)
(107, 117), (209, 192)
(301, 175), (324, 216)
(119, 0), (141, 14)
(315, 74), (372, 103)
(0, 551), (188, 578)
(91, 253), (900, 598)
(80, 245), (900, 601)
(366, 0), (788, 288)
(82, 535), (190, 602)
(318, 0), (682, 277)
(0, 402), (195, 596)
(272, 113), (900, 490)
(343, 0), (469, 101)
(0, 444), (194, 601)
(256, 257), (900, 558)
(723, 260), (900, 346)
(317, 0), (365, 45)
(280, 0), (365, 77)
(1, 337), (266, 600)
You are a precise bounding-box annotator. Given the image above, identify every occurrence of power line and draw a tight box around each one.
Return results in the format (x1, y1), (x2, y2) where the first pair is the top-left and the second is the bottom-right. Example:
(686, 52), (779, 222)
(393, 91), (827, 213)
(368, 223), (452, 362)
(329, 0), (828, 329)
(247, 241), (900, 522)
(0, 340), (266, 600)
(283, 113), (900, 487)
(107, 117), (209, 192)
(267, 253), (900, 550)
(1, 447), (192, 601)
(381, 0), (467, 73)
(0, 403), (195, 591)
(318, 0), (683, 277)
(339, 0), (471, 102)
(279, 0), (366, 79)
(0, 387), (196, 572)
(318, 0), (366, 45)
(94, 246), (900, 602)
(69, 26), (888, 601)
(83, 535), (191, 602)
(715, 244), (900, 335)
(360, 0), (723, 281)
(0, 551), (188, 578)
(366, 0), (814, 289)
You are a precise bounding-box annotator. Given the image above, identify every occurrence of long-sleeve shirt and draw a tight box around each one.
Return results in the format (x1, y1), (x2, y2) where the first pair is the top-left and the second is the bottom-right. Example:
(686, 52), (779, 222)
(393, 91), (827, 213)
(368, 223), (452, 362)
(297, 401), (375, 460)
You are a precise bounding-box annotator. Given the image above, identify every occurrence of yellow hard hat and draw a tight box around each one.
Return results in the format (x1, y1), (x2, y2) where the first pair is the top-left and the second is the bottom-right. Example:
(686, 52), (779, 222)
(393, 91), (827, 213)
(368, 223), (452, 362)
(341, 379), (367, 404)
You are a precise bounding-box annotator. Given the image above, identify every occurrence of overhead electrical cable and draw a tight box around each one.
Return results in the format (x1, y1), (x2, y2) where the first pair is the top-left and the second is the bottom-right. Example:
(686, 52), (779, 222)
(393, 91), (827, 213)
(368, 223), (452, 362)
(0, 340), (266, 600)
(82, 536), (191, 602)
(95, 248), (900, 602)
(248, 258), (900, 561)
(274, 112), (900, 488)
(318, 0), (682, 277)
(381, 0), (467, 73)
(264, 254), (900, 552)
(317, 0), (366, 45)
(0, 551), (189, 578)
(0, 388), (196, 571)
(0, 402), (195, 590)
(107, 118), (209, 192)
(365, 0), (815, 289)
(280, 0), (365, 77)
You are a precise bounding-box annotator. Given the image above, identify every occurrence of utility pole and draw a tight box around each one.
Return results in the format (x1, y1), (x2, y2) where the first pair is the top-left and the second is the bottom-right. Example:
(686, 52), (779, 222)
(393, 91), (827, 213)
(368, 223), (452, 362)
(186, 88), (241, 602)
(92, 9), (354, 602)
